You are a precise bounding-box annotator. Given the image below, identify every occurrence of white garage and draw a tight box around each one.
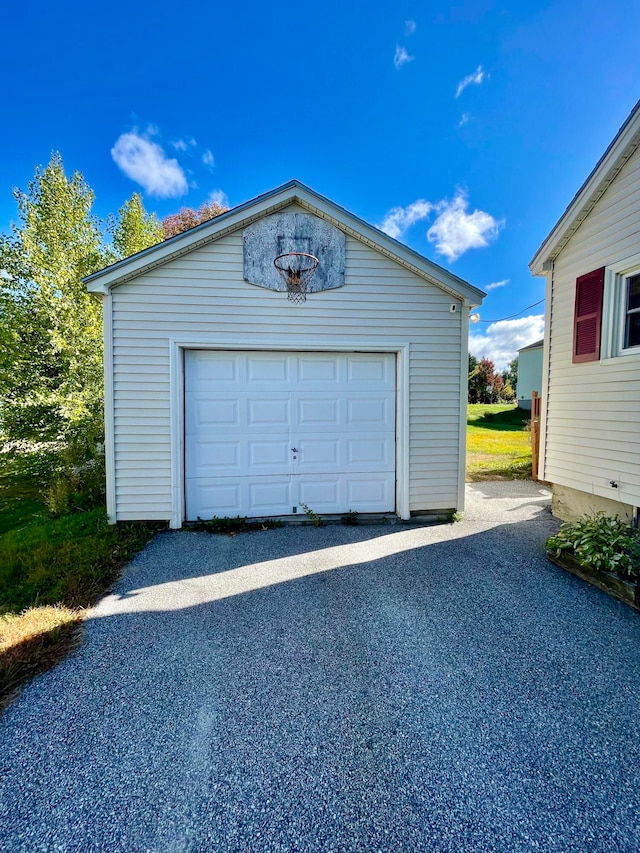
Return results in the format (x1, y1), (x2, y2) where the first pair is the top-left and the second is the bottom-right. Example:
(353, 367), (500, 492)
(84, 181), (484, 527)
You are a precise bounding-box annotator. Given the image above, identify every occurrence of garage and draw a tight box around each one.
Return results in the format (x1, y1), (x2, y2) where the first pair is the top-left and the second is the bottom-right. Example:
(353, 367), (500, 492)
(184, 350), (396, 519)
(84, 181), (484, 526)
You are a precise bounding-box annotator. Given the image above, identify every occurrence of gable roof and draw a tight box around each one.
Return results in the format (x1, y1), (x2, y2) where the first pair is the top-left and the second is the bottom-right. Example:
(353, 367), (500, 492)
(85, 180), (485, 306)
(518, 339), (544, 353)
(529, 99), (640, 276)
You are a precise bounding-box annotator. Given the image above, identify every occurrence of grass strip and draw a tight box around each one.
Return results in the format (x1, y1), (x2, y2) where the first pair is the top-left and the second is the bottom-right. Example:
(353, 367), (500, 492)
(0, 606), (84, 714)
(466, 404), (532, 481)
(0, 509), (161, 613)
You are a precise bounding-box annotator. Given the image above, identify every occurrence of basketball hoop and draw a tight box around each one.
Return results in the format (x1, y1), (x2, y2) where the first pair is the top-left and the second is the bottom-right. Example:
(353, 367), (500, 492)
(274, 252), (319, 303)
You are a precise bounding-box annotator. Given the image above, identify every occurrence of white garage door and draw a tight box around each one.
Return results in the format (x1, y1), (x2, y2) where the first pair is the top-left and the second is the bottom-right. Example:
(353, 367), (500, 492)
(184, 351), (396, 520)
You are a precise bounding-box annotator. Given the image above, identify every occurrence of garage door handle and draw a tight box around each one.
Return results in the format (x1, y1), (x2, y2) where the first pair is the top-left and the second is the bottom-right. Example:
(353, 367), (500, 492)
(291, 447), (298, 453)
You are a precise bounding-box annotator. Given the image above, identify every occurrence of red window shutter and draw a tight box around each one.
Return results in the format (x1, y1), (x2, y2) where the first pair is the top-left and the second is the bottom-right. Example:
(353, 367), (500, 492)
(573, 268), (604, 363)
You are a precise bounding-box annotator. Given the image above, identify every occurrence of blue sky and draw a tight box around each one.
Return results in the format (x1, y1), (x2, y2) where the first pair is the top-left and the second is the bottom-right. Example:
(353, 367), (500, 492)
(3, 0), (640, 368)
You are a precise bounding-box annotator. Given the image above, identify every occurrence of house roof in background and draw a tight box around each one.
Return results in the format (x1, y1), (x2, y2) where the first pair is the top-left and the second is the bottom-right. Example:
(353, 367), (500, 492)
(518, 339), (544, 352)
(529, 99), (640, 275)
(84, 180), (485, 305)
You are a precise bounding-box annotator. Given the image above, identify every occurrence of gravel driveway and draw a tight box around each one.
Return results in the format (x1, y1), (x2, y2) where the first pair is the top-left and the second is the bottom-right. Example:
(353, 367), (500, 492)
(2, 481), (640, 852)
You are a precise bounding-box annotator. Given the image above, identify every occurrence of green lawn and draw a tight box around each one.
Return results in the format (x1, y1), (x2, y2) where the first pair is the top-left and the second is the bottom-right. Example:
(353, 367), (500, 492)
(0, 448), (161, 711)
(466, 403), (532, 481)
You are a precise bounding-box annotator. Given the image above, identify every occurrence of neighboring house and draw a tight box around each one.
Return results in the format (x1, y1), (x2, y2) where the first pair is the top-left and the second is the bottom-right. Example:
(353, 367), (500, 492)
(530, 100), (640, 523)
(516, 339), (544, 410)
(85, 181), (484, 527)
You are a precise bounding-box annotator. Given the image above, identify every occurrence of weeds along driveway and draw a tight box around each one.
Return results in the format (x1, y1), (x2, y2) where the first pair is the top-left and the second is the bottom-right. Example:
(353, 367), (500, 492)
(2, 482), (640, 852)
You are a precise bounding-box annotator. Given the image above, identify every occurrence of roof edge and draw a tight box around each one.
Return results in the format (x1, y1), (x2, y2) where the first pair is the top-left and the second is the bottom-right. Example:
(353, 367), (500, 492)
(529, 99), (640, 275)
(84, 180), (485, 306)
(518, 338), (544, 352)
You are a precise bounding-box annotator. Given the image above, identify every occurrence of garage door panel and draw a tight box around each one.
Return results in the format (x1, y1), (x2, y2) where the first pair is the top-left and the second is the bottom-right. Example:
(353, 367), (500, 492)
(247, 398), (290, 426)
(347, 397), (391, 425)
(297, 398), (340, 426)
(347, 355), (392, 385)
(187, 440), (240, 473)
(298, 357), (337, 381)
(186, 477), (294, 518)
(247, 354), (290, 383)
(295, 473), (394, 513)
(249, 480), (292, 515)
(297, 439), (340, 466)
(248, 440), (291, 470)
(347, 438), (390, 466)
(292, 394), (394, 432)
(346, 475), (392, 509)
(297, 476), (340, 510)
(188, 436), (293, 476)
(186, 481), (242, 517)
(185, 353), (240, 390)
(186, 397), (240, 429)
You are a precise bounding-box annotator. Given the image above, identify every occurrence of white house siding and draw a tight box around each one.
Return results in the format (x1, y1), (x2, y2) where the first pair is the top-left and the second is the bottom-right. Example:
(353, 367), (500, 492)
(516, 346), (543, 409)
(110, 225), (464, 521)
(544, 146), (640, 509)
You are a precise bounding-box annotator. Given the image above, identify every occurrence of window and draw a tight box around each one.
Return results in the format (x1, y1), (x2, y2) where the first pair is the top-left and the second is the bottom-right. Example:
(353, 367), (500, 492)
(573, 258), (640, 361)
(624, 272), (640, 349)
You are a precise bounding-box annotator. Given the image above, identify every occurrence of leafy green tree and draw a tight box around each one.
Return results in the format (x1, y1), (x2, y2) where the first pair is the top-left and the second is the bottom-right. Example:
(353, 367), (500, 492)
(501, 379), (516, 402)
(109, 193), (164, 260)
(468, 354), (480, 402)
(0, 152), (106, 443)
(502, 357), (518, 389)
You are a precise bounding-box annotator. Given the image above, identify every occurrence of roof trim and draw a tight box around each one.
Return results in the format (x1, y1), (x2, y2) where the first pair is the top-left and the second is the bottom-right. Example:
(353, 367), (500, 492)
(84, 180), (485, 306)
(529, 100), (640, 276)
(518, 338), (544, 352)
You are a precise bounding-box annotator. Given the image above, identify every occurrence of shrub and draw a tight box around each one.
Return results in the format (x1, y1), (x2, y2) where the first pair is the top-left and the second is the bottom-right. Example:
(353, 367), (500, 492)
(546, 513), (640, 579)
(43, 432), (106, 517)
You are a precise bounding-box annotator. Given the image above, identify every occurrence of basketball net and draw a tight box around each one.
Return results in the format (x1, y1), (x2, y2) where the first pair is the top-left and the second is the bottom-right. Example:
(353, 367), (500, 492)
(274, 253), (319, 303)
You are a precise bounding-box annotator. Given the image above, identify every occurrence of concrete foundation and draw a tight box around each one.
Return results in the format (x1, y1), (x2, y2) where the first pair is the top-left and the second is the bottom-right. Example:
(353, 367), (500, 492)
(551, 483), (633, 523)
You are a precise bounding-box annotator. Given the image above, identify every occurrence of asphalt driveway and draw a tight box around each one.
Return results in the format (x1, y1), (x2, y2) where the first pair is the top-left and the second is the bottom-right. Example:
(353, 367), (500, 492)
(2, 481), (640, 852)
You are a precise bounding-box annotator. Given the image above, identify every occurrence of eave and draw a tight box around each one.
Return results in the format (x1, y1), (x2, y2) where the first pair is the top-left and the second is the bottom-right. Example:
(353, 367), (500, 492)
(529, 99), (640, 276)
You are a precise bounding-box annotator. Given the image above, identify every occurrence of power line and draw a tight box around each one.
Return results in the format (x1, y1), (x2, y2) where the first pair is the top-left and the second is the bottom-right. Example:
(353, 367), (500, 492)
(475, 298), (545, 323)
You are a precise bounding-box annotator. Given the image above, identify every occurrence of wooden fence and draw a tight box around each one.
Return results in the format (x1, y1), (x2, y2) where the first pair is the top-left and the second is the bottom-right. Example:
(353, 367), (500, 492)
(531, 391), (541, 480)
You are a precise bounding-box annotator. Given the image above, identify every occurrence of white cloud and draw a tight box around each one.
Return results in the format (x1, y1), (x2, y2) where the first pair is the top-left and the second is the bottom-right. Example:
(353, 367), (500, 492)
(469, 315), (545, 371)
(455, 65), (486, 98)
(427, 191), (503, 261)
(485, 279), (509, 292)
(111, 132), (188, 198)
(208, 188), (229, 207)
(458, 112), (470, 127)
(378, 191), (503, 260)
(202, 149), (215, 168)
(171, 139), (188, 152)
(377, 199), (434, 240)
(394, 45), (414, 69)
(404, 19), (416, 35)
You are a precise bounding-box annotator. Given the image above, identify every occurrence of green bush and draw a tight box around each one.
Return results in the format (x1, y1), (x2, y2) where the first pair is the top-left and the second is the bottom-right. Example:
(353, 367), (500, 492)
(546, 513), (640, 579)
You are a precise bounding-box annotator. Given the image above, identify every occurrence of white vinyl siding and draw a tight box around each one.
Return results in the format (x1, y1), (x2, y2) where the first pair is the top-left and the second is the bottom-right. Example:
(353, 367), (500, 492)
(110, 225), (463, 522)
(545, 146), (640, 507)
